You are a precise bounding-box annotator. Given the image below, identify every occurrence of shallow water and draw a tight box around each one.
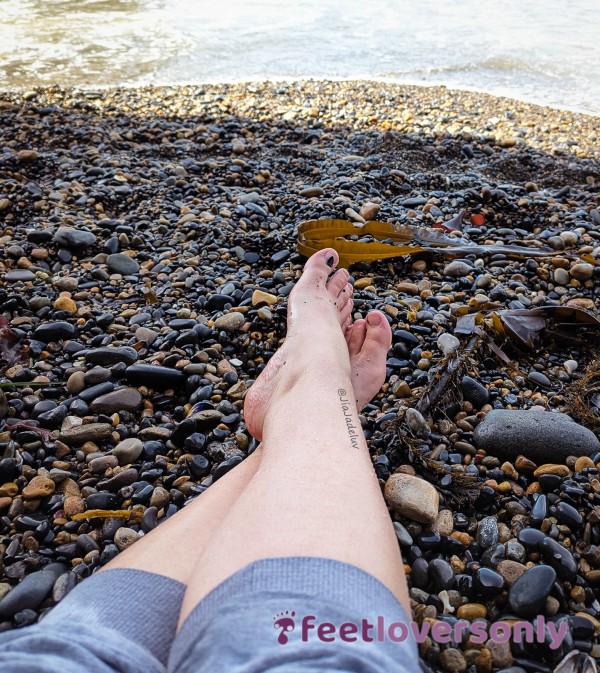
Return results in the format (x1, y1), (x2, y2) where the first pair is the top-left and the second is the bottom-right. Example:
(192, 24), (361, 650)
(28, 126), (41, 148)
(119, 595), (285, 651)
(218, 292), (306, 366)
(1, 0), (599, 115)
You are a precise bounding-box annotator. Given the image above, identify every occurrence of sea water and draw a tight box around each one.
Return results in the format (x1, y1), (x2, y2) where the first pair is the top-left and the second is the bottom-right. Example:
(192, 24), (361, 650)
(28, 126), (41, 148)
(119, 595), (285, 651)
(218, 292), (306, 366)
(0, 0), (598, 115)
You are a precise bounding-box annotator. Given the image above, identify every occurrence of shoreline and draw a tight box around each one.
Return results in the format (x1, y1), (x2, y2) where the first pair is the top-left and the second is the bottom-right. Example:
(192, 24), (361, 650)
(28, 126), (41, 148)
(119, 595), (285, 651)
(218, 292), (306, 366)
(0, 80), (599, 671)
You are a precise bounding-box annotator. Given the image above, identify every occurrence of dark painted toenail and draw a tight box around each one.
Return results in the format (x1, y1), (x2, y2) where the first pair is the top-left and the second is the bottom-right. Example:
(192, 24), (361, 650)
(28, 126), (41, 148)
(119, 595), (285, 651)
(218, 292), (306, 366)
(326, 255), (335, 267)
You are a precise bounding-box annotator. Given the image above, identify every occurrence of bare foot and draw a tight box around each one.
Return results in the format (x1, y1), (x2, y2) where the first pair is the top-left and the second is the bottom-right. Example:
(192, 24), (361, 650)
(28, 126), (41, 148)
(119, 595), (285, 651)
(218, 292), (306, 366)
(244, 248), (391, 441)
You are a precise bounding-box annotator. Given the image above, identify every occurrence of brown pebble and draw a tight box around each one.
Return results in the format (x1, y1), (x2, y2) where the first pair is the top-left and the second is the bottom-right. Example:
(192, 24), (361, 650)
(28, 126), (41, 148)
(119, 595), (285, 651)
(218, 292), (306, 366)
(575, 456), (595, 472)
(22, 476), (56, 499)
(496, 560), (527, 586)
(457, 603), (487, 620)
(533, 464), (570, 477)
(515, 455), (537, 472)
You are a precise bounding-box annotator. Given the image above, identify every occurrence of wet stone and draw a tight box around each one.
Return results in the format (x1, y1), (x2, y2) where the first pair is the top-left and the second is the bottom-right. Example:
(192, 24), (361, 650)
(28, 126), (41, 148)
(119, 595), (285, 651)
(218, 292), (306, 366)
(508, 565), (556, 618)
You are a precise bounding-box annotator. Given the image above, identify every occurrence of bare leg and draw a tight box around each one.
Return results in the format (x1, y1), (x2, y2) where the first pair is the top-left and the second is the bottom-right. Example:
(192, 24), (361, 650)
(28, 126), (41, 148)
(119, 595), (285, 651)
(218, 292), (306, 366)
(99, 265), (393, 585)
(178, 247), (409, 625)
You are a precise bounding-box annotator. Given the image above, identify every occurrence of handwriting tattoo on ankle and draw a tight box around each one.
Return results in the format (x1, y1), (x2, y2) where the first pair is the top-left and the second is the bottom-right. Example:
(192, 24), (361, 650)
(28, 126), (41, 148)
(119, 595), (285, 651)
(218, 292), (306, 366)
(338, 388), (360, 449)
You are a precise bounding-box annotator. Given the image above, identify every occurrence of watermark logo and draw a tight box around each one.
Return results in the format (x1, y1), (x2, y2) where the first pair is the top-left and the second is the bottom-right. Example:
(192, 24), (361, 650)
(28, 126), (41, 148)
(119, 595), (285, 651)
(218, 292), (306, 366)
(273, 611), (296, 644)
(272, 613), (568, 650)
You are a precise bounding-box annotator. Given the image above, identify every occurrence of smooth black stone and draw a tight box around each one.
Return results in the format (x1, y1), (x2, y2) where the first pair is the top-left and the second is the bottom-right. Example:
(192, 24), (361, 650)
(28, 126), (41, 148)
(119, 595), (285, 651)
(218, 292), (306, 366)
(37, 403), (69, 428)
(517, 528), (546, 549)
(184, 433), (207, 453)
(460, 375), (489, 408)
(410, 557), (429, 589)
(188, 454), (210, 479)
(393, 522), (413, 547)
(212, 455), (243, 481)
(416, 532), (441, 550)
(86, 346), (138, 367)
(79, 382), (115, 402)
(508, 565), (556, 618)
(531, 494), (547, 527)
(474, 567), (505, 596)
(540, 538), (577, 581)
(0, 458), (19, 483)
(124, 364), (185, 389)
(555, 502), (583, 529)
(32, 322), (77, 342)
(168, 319), (197, 330)
(0, 563), (66, 618)
(570, 615), (595, 639)
(85, 493), (118, 510)
(394, 330), (419, 346)
(429, 559), (455, 591)
(171, 418), (197, 446)
(538, 474), (563, 491)
(142, 507), (159, 533)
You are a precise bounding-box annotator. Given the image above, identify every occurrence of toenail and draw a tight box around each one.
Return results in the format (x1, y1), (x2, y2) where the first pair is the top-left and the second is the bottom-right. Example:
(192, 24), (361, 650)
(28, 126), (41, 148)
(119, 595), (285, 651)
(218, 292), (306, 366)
(367, 312), (381, 326)
(326, 255), (335, 268)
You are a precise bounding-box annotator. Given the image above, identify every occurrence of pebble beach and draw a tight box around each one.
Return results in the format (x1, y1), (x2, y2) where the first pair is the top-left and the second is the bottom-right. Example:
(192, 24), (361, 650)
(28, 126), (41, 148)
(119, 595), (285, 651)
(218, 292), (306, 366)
(0, 80), (600, 672)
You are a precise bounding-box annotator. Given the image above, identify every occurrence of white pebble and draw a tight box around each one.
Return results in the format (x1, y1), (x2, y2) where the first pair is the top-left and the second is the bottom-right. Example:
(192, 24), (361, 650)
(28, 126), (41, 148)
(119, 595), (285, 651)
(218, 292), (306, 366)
(437, 333), (460, 356)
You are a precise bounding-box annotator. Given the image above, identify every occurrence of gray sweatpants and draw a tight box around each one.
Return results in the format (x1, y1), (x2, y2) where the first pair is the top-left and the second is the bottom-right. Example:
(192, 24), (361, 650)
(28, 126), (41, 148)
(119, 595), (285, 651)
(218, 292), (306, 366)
(0, 556), (421, 672)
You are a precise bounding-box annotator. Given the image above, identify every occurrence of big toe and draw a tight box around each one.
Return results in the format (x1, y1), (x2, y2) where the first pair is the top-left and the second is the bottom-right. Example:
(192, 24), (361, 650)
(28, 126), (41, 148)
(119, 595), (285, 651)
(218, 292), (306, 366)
(301, 248), (339, 284)
(363, 311), (392, 354)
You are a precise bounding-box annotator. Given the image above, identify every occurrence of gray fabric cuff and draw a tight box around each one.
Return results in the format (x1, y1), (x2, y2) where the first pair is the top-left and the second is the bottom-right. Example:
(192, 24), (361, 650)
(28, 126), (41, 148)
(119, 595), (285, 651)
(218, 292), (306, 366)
(42, 568), (186, 667)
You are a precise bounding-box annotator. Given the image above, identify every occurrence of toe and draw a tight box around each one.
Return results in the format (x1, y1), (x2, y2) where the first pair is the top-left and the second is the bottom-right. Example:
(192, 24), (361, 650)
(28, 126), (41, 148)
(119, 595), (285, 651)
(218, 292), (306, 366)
(327, 268), (349, 297)
(363, 311), (392, 352)
(339, 296), (354, 325)
(302, 248), (339, 284)
(347, 318), (367, 357)
(337, 281), (353, 302)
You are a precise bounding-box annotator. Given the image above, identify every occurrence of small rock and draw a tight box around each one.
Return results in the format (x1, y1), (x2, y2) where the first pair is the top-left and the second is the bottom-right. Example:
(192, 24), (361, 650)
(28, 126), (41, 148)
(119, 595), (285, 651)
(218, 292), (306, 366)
(114, 527), (140, 551)
(90, 387), (142, 414)
(384, 473), (439, 524)
(359, 202), (380, 220)
(252, 290), (278, 306)
(440, 648), (467, 673)
(106, 253), (140, 275)
(54, 226), (96, 248)
(460, 376), (489, 408)
(477, 516), (499, 549)
(496, 560), (527, 586)
(299, 186), (324, 197)
(17, 149), (39, 162)
(59, 423), (112, 444)
(0, 564), (66, 618)
(66, 371), (86, 395)
(570, 263), (594, 281)
(443, 261), (472, 277)
(437, 333), (460, 356)
(214, 312), (246, 332)
(405, 408), (430, 438)
(86, 346), (138, 367)
(22, 476), (55, 500)
(554, 268), (569, 285)
(113, 438), (143, 465)
(508, 565), (556, 618)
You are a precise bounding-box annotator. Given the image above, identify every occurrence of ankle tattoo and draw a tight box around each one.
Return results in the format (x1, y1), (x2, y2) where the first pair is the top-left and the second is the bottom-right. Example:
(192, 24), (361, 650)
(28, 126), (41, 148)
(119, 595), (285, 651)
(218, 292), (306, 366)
(338, 388), (361, 449)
